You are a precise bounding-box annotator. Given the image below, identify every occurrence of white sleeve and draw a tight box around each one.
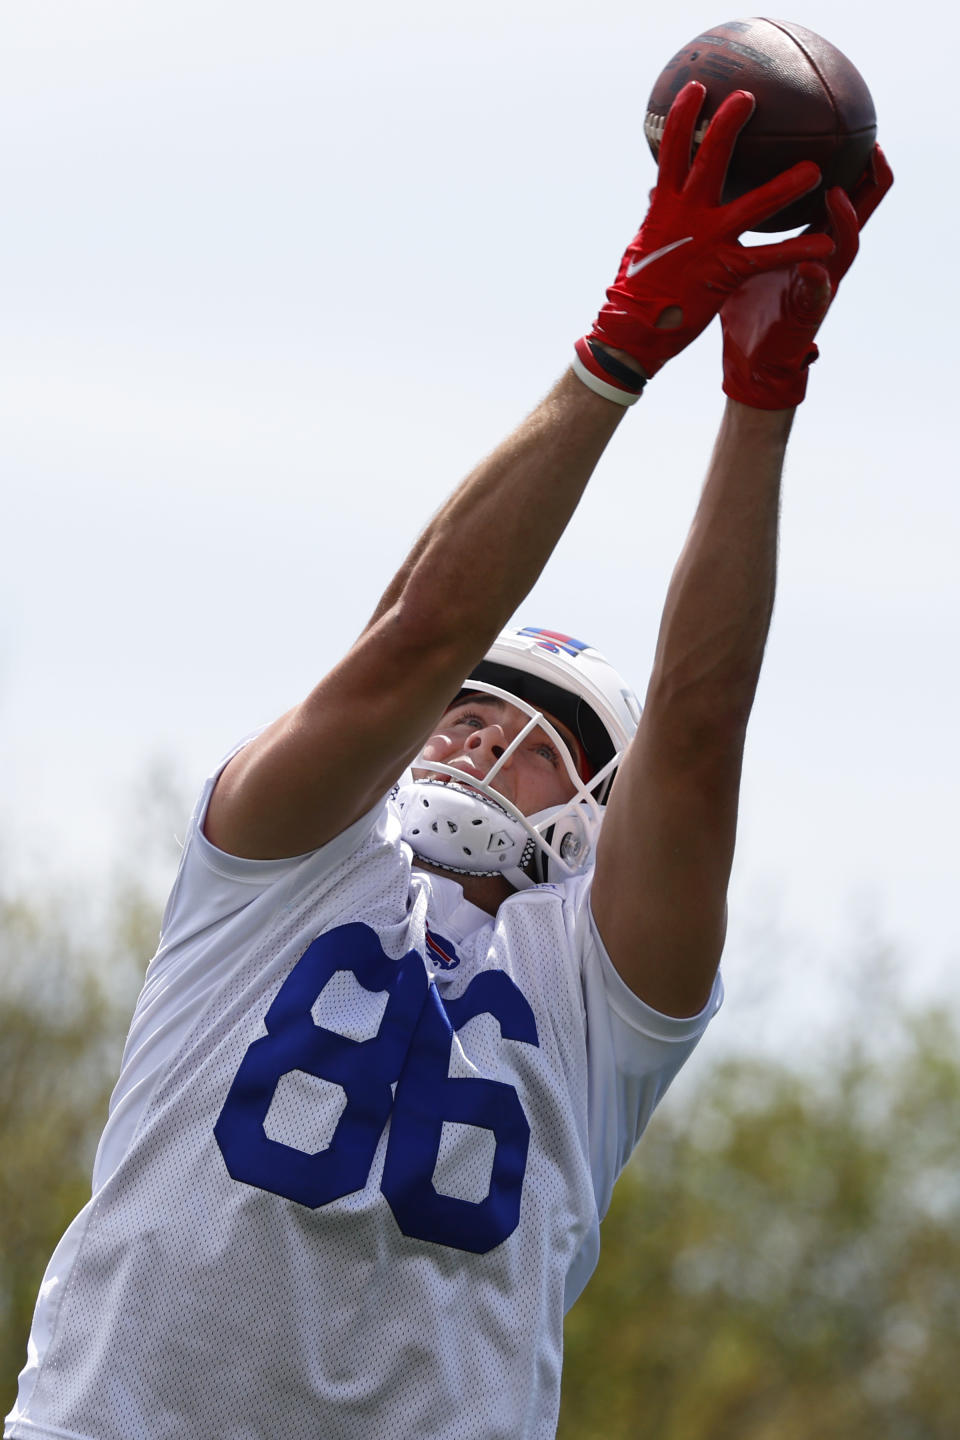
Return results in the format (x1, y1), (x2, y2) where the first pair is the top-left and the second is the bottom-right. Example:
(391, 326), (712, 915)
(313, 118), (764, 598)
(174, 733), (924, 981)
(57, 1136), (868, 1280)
(566, 873), (723, 1222)
(155, 733), (384, 957)
(90, 742), (388, 1192)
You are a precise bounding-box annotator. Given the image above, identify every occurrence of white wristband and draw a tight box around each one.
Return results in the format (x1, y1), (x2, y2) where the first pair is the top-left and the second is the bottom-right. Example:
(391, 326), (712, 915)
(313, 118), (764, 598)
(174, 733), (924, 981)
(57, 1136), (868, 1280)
(571, 348), (643, 407)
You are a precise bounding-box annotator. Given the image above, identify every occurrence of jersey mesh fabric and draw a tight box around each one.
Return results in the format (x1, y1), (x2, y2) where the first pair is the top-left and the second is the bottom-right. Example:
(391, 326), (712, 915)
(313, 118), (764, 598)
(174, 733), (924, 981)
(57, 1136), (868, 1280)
(7, 755), (721, 1440)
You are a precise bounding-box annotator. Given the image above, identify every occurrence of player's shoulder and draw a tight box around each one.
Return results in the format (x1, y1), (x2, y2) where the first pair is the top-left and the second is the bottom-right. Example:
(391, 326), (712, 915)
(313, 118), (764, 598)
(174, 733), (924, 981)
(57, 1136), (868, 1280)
(488, 872), (594, 977)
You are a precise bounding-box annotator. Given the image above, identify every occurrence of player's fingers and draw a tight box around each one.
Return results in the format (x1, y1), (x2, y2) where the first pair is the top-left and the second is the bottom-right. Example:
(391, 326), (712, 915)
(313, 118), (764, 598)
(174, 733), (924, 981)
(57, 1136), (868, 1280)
(871, 143), (894, 191)
(824, 187), (859, 278)
(656, 81), (707, 192)
(852, 143), (894, 229)
(723, 160), (822, 232)
(788, 262), (832, 323)
(728, 230), (835, 277)
(683, 90), (755, 204)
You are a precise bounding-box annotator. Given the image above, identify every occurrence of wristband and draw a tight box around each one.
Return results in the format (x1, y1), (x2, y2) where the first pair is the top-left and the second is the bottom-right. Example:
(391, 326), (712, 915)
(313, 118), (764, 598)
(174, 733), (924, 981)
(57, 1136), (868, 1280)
(572, 338), (647, 407)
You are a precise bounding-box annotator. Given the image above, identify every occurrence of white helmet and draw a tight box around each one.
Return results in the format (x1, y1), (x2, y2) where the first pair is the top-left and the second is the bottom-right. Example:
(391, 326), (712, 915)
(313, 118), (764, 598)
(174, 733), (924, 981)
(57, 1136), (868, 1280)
(396, 626), (641, 887)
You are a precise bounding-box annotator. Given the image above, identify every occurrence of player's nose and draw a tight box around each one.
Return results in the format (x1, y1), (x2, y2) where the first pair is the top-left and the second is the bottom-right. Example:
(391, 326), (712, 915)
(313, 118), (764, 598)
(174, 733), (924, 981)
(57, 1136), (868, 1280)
(464, 725), (506, 763)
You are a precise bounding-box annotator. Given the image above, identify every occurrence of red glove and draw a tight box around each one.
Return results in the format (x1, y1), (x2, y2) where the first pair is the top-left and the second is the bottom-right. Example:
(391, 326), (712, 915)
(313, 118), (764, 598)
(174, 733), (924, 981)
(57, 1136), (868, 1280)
(720, 144), (894, 409)
(573, 80), (836, 405)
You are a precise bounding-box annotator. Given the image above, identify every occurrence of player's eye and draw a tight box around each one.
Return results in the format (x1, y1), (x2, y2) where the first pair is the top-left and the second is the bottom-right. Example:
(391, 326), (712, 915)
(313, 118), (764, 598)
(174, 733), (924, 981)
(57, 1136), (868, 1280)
(453, 711), (486, 729)
(532, 740), (560, 767)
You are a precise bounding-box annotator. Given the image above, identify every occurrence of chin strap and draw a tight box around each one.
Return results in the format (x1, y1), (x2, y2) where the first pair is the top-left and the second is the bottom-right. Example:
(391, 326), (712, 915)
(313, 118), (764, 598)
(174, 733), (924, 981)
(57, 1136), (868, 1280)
(394, 778), (606, 893)
(395, 780), (537, 881)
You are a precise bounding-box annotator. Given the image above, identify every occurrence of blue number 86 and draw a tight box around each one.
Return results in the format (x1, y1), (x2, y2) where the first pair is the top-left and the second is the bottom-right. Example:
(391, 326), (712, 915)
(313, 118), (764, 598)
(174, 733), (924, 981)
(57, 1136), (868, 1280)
(214, 922), (539, 1254)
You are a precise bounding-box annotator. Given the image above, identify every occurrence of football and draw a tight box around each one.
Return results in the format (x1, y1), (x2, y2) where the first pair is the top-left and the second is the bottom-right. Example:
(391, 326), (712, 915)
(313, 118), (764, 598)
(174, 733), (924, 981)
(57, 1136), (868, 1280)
(644, 18), (877, 231)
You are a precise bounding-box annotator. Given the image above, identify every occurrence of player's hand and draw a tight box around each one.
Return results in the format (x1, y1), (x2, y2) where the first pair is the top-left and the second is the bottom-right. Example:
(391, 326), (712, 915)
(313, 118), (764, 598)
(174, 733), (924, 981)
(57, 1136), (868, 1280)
(719, 144), (894, 409)
(572, 80), (836, 404)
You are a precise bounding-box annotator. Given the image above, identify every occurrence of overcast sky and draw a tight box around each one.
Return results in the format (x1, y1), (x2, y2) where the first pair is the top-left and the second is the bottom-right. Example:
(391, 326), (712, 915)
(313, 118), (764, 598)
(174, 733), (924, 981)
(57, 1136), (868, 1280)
(2, 2), (955, 1045)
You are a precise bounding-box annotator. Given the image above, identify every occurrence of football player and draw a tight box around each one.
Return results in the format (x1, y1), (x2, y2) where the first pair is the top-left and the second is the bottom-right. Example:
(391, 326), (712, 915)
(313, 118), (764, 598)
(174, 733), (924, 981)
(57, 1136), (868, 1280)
(7, 85), (890, 1440)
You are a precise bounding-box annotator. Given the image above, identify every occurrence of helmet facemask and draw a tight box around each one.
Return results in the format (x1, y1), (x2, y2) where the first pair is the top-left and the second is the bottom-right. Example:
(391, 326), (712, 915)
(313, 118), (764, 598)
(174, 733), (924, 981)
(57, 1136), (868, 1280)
(396, 678), (622, 889)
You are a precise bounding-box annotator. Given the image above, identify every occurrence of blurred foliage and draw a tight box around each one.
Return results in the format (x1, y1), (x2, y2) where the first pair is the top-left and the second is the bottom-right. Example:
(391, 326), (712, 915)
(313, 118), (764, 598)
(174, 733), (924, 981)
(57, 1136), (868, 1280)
(0, 764), (186, 1413)
(0, 884), (151, 1393)
(560, 1010), (960, 1439)
(0, 883), (162, 1412)
(2, 792), (958, 1433)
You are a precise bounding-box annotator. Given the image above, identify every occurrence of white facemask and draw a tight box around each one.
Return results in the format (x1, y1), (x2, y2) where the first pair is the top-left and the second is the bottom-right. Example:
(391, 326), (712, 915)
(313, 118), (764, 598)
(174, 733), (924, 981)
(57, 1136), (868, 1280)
(396, 679), (620, 888)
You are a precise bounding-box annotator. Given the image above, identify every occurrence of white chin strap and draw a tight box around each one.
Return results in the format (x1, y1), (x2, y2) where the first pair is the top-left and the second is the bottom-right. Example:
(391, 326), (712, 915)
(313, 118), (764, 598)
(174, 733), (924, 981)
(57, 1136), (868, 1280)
(395, 678), (621, 888)
(395, 780), (537, 886)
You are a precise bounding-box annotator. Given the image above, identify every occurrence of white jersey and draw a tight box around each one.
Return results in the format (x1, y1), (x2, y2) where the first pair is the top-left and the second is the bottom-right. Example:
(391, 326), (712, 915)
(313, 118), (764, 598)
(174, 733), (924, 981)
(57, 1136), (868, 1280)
(7, 752), (721, 1440)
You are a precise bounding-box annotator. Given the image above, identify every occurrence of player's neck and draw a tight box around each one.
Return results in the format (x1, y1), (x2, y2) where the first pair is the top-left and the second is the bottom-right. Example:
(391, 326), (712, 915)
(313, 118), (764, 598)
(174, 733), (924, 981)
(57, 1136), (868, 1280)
(413, 861), (516, 916)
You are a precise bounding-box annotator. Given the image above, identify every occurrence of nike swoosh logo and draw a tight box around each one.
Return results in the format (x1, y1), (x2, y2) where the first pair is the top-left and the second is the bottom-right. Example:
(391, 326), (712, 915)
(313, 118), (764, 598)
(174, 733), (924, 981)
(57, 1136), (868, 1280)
(626, 236), (694, 278)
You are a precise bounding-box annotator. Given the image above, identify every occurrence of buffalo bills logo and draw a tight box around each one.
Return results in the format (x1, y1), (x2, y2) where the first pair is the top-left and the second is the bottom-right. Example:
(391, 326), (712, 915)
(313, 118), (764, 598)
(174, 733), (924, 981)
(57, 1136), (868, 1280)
(424, 926), (460, 970)
(519, 627), (589, 660)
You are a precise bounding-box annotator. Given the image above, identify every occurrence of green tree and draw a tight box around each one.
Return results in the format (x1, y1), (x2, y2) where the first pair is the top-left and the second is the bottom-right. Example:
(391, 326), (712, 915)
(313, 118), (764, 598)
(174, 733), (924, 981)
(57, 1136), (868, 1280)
(559, 1007), (960, 1439)
(0, 880), (159, 1410)
(1, 765), (185, 1413)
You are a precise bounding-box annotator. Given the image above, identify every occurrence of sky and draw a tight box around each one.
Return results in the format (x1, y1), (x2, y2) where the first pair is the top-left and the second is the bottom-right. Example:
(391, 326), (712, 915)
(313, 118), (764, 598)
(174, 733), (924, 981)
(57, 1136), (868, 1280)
(2, 2), (956, 1048)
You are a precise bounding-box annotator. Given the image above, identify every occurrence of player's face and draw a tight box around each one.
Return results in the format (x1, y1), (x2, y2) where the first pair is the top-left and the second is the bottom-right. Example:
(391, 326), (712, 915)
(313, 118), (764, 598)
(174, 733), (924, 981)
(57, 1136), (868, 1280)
(417, 695), (581, 816)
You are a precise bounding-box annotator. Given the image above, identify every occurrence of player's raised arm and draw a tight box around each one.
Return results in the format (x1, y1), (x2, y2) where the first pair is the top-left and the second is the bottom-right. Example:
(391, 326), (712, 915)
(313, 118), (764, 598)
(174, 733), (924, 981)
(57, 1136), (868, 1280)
(203, 373), (625, 860)
(204, 84), (831, 865)
(591, 147), (893, 1018)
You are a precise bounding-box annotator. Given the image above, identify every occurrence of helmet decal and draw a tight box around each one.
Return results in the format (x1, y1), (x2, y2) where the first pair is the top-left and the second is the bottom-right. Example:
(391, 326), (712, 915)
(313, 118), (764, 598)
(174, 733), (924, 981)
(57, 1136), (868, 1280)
(518, 627), (590, 658)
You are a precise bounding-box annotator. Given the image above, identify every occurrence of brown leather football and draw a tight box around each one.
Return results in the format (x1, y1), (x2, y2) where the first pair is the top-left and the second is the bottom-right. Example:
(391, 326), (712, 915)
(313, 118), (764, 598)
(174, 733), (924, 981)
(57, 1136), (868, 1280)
(645, 18), (877, 231)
